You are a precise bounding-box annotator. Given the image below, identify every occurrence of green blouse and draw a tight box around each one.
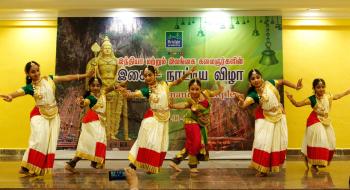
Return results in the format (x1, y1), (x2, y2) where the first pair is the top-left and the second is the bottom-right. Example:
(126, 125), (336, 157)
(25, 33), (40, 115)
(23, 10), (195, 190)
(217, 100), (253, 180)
(247, 79), (277, 104)
(21, 75), (54, 96)
(85, 95), (98, 108)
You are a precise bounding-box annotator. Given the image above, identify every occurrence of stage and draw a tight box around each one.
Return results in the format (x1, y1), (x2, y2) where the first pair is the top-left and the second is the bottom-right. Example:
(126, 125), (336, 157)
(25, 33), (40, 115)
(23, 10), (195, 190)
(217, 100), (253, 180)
(0, 156), (349, 189)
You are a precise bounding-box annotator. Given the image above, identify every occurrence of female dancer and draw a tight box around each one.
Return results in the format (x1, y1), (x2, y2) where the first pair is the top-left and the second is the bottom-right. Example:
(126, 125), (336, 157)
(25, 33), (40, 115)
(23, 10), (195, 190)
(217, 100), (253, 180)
(65, 77), (116, 173)
(119, 65), (195, 174)
(169, 78), (223, 173)
(286, 78), (350, 172)
(0, 61), (93, 176)
(236, 69), (302, 176)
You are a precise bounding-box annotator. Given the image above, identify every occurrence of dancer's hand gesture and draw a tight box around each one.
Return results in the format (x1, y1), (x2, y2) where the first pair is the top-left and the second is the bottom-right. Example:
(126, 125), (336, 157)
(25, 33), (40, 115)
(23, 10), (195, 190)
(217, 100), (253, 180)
(0, 94), (12, 102)
(75, 96), (84, 107)
(285, 91), (293, 100)
(296, 79), (303, 90)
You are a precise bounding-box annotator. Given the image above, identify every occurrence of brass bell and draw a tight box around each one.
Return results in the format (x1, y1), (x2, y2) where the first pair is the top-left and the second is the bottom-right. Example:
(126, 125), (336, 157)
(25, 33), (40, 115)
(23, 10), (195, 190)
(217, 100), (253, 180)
(259, 48), (278, 65)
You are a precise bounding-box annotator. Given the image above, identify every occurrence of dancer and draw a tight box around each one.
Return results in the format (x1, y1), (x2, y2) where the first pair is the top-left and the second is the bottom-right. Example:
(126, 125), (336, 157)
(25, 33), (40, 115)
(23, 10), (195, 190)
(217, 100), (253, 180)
(65, 77), (117, 173)
(0, 61), (93, 176)
(169, 78), (223, 173)
(118, 65), (196, 174)
(286, 78), (350, 172)
(236, 69), (302, 176)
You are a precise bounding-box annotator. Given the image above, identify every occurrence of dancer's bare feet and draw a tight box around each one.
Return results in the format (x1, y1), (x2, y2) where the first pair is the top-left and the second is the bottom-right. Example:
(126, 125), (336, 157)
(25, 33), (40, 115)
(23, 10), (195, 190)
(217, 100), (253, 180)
(255, 172), (268, 177)
(90, 162), (104, 169)
(64, 163), (78, 174)
(311, 165), (319, 173)
(19, 167), (29, 174)
(170, 171), (181, 179)
(19, 167), (37, 177)
(169, 161), (182, 172)
(22, 173), (37, 177)
(190, 168), (199, 173)
(125, 168), (138, 190)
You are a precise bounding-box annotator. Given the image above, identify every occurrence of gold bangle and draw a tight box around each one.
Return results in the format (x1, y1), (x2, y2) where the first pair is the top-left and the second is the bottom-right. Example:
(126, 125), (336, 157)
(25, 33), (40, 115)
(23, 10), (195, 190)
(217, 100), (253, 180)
(77, 74), (80, 80)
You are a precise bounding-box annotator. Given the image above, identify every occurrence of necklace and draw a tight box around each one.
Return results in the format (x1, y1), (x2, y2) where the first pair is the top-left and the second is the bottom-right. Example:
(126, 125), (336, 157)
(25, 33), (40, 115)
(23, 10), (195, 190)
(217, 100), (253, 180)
(315, 94), (324, 100)
(91, 92), (103, 109)
(256, 82), (265, 93)
(91, 92), (101, 98)
(191, 97), (201, 112)
(191, 94), (202, 104)
(99, 57), (116, 64)
(256, 82), (268, 103)
(32, 79), (43, 99)
(149, 83), (159, 103)
(32, 78), (41, 85)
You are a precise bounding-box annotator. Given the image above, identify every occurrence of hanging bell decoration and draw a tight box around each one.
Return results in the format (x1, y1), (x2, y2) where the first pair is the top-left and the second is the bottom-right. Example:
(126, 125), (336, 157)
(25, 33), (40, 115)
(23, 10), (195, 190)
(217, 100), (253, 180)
(259, 47), (278, 65)
(252, 29), (260, 36)
(174, 18), (180, 29)
(259, 17), (279, 65)
(252, 17), (259, 36)
(197, 17), (205, 37)
(181, 18), (185, 25)
(197, 29), (205, 37)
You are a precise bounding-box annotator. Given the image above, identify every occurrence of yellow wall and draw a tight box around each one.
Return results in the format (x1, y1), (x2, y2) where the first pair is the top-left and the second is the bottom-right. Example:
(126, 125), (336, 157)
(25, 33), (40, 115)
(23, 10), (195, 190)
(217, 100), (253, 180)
(283, 19), (350, 149)
(1, 19), (350, 149)
(0, 20), (57, 148)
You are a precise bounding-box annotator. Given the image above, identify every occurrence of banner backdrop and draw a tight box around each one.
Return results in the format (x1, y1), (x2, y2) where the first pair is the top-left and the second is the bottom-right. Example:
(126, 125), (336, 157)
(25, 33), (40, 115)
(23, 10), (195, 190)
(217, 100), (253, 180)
(56, 16), (283, 151)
